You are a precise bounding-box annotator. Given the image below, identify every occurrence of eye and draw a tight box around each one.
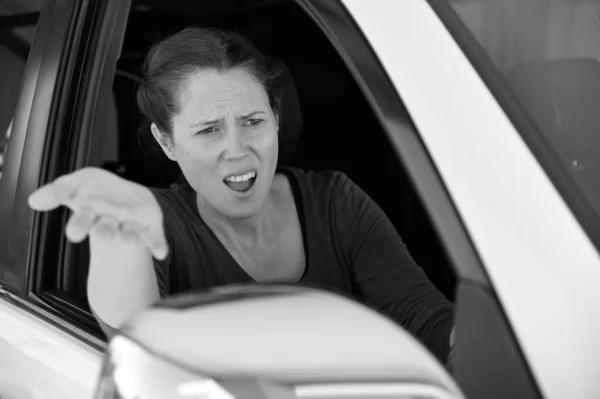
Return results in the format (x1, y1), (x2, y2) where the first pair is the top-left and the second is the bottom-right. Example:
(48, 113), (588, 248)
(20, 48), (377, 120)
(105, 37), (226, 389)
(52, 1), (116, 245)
(245, 119), (264, 127)
(196, 126), (217, 135)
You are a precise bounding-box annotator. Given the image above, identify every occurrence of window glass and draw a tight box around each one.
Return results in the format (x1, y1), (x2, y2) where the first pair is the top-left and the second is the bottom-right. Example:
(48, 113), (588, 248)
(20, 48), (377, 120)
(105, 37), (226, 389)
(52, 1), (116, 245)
(0, 0), (40, 180)
(449, 0), (600, 216)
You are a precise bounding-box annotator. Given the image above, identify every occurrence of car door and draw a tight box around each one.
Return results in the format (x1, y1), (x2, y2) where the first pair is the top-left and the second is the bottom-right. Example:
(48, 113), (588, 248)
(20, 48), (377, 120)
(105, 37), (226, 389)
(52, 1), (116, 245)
(340, 1), (600, 399)
(0, 0), (130, 397)
(7, 1), (597, 399)
(0, 0), (535, 398)
(87, 0), (548, 397)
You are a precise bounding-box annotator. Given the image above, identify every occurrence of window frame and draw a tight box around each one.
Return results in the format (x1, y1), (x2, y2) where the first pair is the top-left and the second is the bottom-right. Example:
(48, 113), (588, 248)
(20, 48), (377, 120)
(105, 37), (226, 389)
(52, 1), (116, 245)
(294, 0), (488, 285)
(0, 0), (131, 350)
(0, 0), (75, 295)
(342, 2), (600, 398)
(0, 0), (533, 375)
(32, 0), (132, 344)
(28, 0), (485, 349)
(298, 0), (543, 397)
(0, 0), (106, 344)
(71, 0), (484, 298)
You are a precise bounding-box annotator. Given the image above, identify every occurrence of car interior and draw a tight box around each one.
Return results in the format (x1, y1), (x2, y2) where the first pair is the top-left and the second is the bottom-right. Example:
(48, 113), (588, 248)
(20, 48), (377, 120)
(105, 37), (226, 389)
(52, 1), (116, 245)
(1, 0), (459, 338)
(1, 0), (598, 331)
(62, 0), (459, 323)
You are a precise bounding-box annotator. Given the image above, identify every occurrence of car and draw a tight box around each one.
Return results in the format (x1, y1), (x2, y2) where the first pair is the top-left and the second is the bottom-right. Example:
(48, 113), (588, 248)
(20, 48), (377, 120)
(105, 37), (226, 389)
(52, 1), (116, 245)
(1, 0), (600, 398)
(95, 284), (467, 399)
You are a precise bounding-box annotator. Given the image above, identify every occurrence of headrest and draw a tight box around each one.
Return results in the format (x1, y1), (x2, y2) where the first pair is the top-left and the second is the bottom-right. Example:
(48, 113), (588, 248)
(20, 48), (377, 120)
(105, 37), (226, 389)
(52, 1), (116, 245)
(505, 58), (600, 169)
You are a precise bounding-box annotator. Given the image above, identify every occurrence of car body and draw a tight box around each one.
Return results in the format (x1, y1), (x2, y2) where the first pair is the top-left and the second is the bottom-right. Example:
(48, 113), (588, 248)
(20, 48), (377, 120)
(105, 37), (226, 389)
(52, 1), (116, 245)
(1, 0), (600, 398)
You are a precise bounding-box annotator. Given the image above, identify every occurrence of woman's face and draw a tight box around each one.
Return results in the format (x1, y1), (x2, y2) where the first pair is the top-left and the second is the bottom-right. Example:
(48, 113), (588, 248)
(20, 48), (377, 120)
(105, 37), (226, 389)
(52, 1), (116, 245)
(153, 67), (279, 220)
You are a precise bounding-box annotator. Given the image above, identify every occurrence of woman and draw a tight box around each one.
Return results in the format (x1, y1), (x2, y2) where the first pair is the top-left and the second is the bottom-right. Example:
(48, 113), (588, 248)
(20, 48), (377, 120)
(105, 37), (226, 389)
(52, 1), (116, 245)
(28, 27), (455, 363)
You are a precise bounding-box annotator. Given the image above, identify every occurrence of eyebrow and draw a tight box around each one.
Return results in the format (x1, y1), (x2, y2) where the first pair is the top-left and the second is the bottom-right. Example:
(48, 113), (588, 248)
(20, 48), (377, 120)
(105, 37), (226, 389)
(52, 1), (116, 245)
(189, 111), (266, 129)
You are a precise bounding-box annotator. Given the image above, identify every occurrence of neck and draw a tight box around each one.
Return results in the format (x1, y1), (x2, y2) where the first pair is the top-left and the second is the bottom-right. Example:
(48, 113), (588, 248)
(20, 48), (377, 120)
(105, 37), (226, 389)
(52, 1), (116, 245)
(197, 195), (280, 247)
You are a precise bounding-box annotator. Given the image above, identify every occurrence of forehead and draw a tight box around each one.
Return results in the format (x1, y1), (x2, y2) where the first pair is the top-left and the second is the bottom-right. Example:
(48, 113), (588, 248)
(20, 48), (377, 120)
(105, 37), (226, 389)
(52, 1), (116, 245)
(178, 68), (270, 115)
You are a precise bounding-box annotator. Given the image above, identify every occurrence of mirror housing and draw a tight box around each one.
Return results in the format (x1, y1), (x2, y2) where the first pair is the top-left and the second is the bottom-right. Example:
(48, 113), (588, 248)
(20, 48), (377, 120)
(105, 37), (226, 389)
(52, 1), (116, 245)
(95, 285), (464, 399)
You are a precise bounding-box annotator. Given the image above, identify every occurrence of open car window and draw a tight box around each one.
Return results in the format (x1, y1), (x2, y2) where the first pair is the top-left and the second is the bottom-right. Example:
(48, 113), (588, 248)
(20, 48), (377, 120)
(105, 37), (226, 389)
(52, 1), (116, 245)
(37, 1), (458, 356)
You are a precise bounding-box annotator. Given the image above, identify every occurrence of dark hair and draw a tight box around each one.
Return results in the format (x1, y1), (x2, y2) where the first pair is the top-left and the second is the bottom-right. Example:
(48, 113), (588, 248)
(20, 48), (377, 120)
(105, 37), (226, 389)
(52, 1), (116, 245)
(137, 27), (285, 136)
(134, 28), (288, 187)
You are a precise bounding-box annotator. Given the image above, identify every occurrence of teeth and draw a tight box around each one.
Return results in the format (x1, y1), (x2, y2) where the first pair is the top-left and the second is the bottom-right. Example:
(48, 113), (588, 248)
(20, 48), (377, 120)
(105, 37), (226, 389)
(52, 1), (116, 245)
(226, 171), (256, 183)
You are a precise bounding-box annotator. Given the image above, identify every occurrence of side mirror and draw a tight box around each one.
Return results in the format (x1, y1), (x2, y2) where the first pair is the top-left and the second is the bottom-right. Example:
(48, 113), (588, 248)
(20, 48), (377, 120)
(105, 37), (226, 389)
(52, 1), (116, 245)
(94, 285), (464, 399)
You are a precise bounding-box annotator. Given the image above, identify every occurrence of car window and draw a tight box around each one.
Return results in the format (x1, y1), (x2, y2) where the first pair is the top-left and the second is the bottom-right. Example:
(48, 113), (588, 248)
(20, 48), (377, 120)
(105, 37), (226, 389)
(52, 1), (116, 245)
(59, 0), (457, 341)
(0, 0), (40, 180)
(448, 0), (600, 229)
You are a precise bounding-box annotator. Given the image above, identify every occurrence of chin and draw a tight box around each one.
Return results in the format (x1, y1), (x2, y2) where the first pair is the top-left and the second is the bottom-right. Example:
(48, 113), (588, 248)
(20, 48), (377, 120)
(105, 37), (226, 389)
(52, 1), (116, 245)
(220, 188), (267, 220)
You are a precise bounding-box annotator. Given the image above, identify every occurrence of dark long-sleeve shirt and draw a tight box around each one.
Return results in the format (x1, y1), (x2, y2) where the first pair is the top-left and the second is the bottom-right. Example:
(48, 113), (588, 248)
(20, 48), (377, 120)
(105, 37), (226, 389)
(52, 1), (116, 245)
(141, 166), (455, 361)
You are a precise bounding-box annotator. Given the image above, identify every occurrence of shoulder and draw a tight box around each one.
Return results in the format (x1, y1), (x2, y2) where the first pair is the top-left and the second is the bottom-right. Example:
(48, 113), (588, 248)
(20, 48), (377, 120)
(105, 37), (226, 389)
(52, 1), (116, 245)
(279, 166), (352, 195)
(147, 183), (204, 272)
(149, 183), (194, 209)
(148, 183), (199, 228)
(279, 167), (368, 222)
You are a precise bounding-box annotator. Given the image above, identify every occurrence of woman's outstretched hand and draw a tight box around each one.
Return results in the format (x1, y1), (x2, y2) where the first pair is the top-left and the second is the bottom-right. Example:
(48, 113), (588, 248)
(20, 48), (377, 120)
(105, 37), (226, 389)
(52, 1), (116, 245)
(28, 167), (168, 260)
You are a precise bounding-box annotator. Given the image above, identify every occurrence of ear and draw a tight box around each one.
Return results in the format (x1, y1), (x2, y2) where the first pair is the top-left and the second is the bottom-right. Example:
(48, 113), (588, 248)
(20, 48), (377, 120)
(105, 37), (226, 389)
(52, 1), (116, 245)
(151, 123), (176, 161)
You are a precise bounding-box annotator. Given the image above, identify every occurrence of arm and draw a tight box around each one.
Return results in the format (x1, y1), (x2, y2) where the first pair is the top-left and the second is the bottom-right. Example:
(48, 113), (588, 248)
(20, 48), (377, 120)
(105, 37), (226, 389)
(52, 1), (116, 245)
(333, 173), (455, 362)
(87, 231), (161, 338)
(27, 167), (171, 340)
(88, 191), (173, 339)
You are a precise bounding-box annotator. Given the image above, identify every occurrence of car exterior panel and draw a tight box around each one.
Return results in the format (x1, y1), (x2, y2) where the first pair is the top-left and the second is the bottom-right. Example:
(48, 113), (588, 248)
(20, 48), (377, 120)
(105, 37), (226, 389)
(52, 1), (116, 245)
(341, 1), (600, 398)
(0, 292), (102, 398)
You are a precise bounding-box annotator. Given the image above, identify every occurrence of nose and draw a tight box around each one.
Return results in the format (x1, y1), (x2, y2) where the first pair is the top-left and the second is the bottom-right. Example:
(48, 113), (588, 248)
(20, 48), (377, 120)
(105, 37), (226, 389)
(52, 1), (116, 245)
(223, 125), (248, 161)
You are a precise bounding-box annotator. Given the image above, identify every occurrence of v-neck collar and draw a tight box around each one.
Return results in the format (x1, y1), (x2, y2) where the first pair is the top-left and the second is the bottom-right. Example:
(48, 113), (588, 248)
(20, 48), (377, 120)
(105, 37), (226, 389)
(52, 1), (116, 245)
(181, 166), (310, 283)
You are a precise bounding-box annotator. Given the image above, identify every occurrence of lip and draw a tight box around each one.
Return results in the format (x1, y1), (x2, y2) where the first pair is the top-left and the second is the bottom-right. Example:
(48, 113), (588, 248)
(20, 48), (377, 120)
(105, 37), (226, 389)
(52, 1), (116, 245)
(222, 168), (259, 181)
(228, 180), (258, 198)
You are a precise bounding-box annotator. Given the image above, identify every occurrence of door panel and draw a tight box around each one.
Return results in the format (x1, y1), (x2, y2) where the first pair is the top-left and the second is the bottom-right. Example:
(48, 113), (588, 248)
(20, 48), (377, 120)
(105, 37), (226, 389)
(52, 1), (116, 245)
(0, 295), (101, 398)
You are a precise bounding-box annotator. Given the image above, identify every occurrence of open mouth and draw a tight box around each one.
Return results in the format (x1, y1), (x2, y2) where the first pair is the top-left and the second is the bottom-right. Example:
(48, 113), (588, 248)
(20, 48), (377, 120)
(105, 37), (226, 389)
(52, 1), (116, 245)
(223, 171), (258, 193)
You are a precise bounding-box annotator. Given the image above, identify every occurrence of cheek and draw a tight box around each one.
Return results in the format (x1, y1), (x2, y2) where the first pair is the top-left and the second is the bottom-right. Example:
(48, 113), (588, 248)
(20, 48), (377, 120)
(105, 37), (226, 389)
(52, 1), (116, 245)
(247, 127), (278, 154)
(173, 143), (215, 179)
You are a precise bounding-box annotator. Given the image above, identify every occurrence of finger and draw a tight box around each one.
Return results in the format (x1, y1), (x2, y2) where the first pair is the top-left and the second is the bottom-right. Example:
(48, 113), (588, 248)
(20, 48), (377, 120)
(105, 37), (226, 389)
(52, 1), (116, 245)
(28, 176), (79, 211)
(119, 220), (168, 260)
(136, 222), (169, 261)
(90, 215), (120, 240)
(65, 195), (132, 222)
(119, 220), (138, 243)
(128, 204), (169, 260)
(28, 168), (104, 211)
(67, 194), (168, 259)
(65, 209), (98, 243)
